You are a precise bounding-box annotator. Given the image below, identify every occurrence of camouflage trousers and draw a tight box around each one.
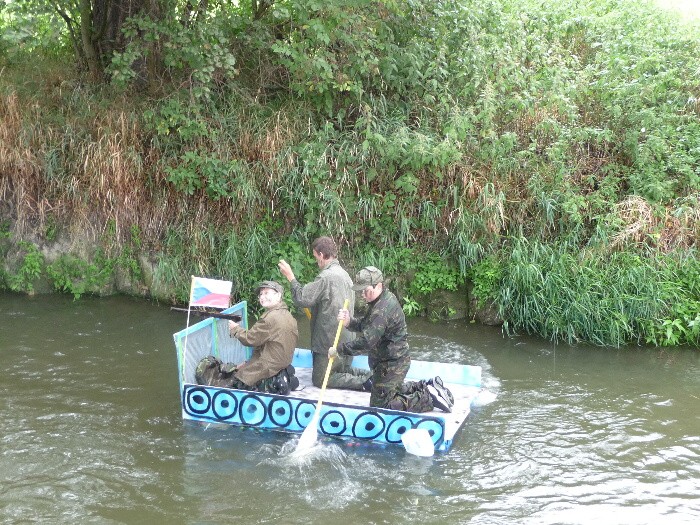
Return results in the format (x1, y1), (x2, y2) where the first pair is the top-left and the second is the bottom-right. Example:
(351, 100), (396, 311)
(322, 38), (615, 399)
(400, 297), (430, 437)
(312, 352), (369, 390)
(194, 356), (290, 394)
(369, 357), (434, 413)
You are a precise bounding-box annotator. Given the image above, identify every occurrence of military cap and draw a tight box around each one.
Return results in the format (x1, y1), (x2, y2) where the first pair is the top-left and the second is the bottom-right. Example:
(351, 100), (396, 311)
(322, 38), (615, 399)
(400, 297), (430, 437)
(255, 280), (284, 294)
(352, 266), (384, 291)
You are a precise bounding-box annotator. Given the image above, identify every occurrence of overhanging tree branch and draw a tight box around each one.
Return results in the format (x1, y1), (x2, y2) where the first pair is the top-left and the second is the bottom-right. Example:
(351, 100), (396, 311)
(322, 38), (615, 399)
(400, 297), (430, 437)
(252, 0), (273, 21)
(47, 0), (85, 66)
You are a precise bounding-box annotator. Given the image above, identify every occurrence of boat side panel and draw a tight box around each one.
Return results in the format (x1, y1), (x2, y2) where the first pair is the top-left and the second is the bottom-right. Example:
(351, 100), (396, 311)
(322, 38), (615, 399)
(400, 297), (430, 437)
(181, 384), (448, 449)
(174, 302), (249, 386)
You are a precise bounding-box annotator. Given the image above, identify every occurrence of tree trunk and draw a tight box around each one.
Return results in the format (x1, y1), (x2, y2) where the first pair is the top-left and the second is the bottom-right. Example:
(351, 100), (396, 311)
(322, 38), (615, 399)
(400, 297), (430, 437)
(93, 0), (150, 59)
(53, 0), (168, 84)
(79, 0), (103, 81)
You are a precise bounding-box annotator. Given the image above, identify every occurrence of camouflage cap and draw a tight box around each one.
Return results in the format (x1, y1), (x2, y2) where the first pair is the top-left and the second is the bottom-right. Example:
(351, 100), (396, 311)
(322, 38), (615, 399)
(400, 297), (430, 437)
(352, 266), (384, 291)
(255, 280), (284, 294)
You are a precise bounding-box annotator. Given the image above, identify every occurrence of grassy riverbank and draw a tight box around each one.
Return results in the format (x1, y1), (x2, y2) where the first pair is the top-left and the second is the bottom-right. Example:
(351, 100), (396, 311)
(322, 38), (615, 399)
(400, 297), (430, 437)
(1, 0), (699, 347)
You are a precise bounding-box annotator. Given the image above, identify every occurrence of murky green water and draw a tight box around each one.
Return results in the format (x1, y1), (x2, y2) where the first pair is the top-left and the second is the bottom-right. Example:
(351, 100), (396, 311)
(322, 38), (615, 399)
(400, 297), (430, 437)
(1, 294), (698, 524)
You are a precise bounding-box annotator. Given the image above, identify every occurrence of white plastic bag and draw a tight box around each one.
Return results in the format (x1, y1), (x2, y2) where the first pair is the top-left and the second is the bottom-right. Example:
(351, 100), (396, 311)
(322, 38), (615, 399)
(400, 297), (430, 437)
(401, 428), (434, 457)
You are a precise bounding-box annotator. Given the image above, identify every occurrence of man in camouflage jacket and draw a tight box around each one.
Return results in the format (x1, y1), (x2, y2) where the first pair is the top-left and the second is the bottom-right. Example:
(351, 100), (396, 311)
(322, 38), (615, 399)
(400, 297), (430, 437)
(330, 267), (452, 413)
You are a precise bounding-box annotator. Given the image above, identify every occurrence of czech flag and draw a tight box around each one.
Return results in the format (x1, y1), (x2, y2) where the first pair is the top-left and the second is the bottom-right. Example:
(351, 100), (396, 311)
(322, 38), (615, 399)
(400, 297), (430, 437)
(189, 276), (233, 309)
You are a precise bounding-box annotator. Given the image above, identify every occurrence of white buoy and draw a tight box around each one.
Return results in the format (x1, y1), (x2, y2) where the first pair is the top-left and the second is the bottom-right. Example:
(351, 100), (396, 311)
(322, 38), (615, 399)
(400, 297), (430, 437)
(401, 428), (434, 457)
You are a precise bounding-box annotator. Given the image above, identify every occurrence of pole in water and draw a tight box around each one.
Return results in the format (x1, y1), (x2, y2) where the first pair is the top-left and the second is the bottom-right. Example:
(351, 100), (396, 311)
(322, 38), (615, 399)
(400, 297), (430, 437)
(295, 299), (348, 453)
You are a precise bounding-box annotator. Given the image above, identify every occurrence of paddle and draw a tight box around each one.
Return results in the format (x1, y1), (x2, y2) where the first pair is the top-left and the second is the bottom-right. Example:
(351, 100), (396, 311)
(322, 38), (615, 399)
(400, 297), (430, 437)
(295, 298), (349, 453)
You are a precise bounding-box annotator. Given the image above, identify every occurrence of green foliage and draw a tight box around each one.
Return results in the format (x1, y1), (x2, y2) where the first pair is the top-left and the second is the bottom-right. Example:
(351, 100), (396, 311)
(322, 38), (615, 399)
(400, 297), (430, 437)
(644, 304), (700, 347)
(4, 0), (700, 347)
(271, 236), (318, 314)
(117, 225), (143, 282)
(270, 0), (394, 114)
(165, 150), (240, 199)
(109, 13), (237, 101)
(0, 220), (10, 240)
(100, 220), (143, 284)
(44, 215), (58, 241)
(7, 241), (44, 293)
(0, 1), (69, 58)
(401, 295), (421, 317)
(469, 255), (503, 308)
(499, 239), (671, 347)
(408, 254), (461, 297)
(0, 223), (10, 278)
(642, 254), (700, 346)
(46, 252), (114, 299)
(273, 237), (315, 284)
(430, 305), (456, 322)
(144, 99), (210, 143)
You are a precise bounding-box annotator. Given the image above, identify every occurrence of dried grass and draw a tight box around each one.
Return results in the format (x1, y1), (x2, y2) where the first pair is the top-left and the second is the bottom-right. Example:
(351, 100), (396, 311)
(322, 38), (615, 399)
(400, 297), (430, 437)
(0, 92), (44, 234)
(0, 89), (166, 245)
(611, 196), (658, 247)
(659, 194), (700, 250)
(611, 194), (700, 250)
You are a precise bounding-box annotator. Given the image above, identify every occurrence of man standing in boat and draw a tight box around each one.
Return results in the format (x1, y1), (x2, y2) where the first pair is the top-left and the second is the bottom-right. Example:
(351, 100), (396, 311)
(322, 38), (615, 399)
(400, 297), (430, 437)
(278, 236), (369, 390)
(195, 280), (299, 394)
(329, 266), (454, 413)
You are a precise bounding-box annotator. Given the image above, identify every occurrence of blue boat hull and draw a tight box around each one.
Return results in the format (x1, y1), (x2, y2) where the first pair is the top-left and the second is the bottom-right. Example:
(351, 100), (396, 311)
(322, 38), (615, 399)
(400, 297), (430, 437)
(174, 301), (482, 453)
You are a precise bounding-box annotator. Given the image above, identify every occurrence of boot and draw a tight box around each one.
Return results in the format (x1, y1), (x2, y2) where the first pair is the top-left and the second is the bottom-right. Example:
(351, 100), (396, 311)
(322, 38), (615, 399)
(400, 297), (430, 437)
(272, 369), (291, 395)
(426, 382), (452, 413)
(427, 376), (454, 406)
(286, 364), (299, 391)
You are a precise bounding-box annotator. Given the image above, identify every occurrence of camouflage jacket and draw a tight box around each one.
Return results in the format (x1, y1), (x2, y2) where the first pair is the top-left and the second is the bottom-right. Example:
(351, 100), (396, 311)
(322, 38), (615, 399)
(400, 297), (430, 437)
(338, 289), (409, 368)
(289, 259), (355, 353)
(229, 302), (298, 386)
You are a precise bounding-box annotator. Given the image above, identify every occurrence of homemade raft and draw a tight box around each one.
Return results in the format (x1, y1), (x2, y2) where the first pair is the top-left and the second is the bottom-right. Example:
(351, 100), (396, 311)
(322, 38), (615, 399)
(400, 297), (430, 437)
(173, 302), (483, 453)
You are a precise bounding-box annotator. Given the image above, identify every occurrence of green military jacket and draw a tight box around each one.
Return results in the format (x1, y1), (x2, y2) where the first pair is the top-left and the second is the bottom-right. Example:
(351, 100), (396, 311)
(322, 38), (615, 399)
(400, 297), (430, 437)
(338, 289), (409, 368)
(229, 302), (298, 386)
(290, 259), (355, 353)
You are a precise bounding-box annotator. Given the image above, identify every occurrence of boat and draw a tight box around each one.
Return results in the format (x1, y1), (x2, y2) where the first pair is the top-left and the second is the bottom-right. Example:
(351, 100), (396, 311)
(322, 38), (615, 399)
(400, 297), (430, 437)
(173, 302), (483, 453)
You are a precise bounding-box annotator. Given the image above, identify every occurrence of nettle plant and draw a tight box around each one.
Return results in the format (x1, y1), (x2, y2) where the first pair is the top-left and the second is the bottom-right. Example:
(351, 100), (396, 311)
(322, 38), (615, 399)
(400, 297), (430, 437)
(7, 241), (44, 293)
(642, 254), (700, 347)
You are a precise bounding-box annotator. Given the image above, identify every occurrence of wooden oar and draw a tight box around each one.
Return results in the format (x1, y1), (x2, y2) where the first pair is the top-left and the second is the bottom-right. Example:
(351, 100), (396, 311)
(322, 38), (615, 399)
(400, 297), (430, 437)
(295, 298), (349, 453)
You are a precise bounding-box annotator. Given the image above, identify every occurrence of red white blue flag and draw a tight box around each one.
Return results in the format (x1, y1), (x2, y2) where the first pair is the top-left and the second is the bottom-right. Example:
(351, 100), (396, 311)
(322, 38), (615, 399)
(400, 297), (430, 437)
(189, 276), (232, 309)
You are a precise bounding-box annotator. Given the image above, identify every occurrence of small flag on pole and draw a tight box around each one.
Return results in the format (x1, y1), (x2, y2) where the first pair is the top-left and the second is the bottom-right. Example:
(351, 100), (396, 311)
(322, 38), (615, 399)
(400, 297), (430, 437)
(189, 276), (233, 309)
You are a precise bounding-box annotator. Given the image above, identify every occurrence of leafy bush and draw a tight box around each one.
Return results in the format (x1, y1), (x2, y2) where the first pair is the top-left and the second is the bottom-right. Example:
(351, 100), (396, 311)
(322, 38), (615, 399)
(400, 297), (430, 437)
(469, 255), (503, 308)
(7, 242), (44, 293)
(46, 252), (114, 299)
(109, 13), (237, 101)
(408, 253), (462, 296)
(642, 254), (700, 346)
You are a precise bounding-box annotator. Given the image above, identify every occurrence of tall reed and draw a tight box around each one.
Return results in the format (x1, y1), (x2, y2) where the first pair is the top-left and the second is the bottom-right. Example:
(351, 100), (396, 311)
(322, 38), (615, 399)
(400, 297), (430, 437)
(499, 239), (673, 346)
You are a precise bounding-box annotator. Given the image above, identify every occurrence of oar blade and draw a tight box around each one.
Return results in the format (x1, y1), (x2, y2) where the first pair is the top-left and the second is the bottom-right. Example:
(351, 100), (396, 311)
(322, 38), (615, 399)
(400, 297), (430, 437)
(296, 423), (318, 453)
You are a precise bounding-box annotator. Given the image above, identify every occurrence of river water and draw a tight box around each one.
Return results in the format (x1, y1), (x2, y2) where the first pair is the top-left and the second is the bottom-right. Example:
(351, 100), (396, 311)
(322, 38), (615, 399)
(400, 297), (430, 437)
(1, 294), (698, 524)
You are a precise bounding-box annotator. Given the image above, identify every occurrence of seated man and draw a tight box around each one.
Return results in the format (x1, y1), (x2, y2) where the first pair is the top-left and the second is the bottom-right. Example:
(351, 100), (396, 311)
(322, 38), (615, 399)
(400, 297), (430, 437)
(195, 280), (299, 394)
(329, 266), (454, 413)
